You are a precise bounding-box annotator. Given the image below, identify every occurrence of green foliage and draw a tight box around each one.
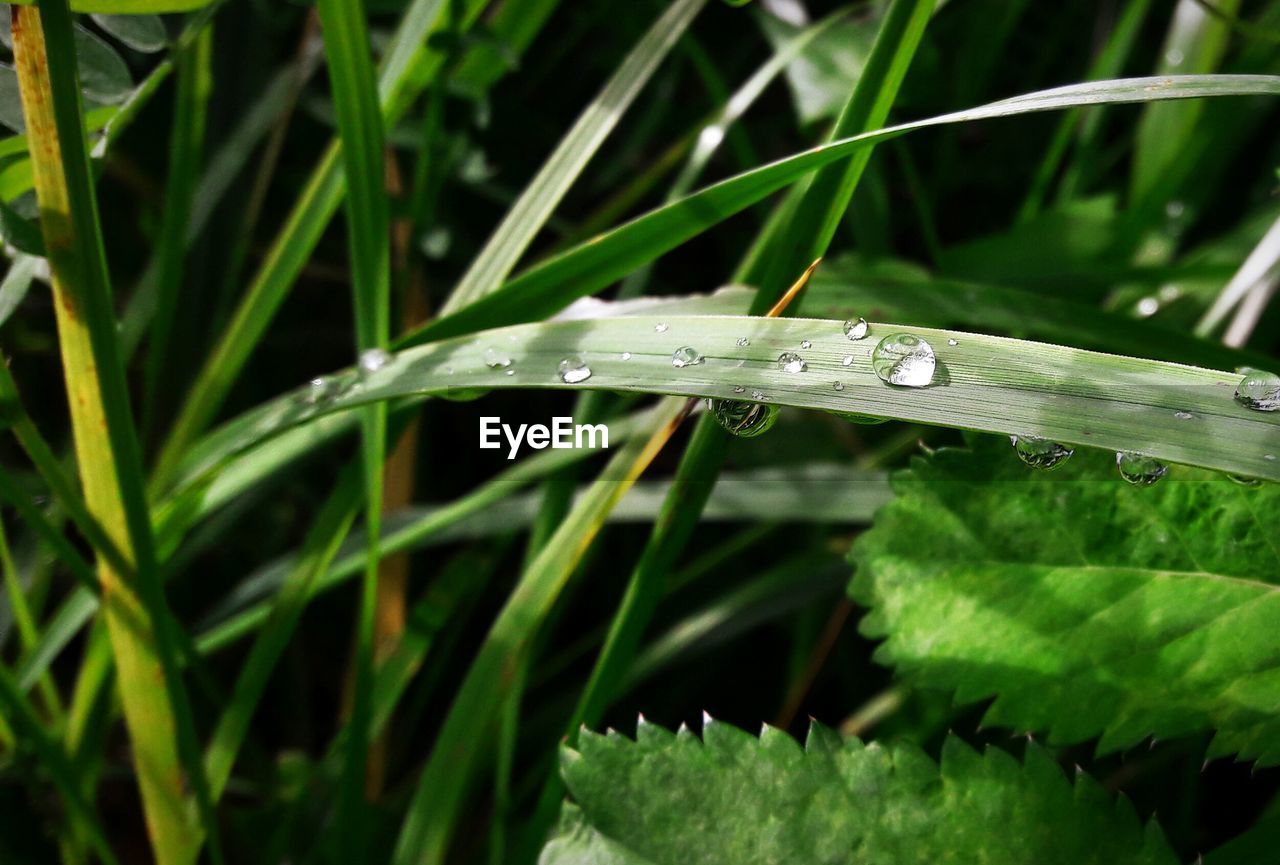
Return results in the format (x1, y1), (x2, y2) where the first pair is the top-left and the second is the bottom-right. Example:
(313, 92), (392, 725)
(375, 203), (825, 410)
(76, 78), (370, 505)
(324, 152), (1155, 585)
(851, 437), (1280, 762)
(542, 718), (1177, 864)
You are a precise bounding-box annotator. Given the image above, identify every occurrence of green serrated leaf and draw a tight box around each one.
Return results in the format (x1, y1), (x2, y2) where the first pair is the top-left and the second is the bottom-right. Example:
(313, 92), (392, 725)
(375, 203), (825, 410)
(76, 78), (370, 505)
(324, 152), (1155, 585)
(543, 718), (1176, 864)
(851, 436), (1280, 764)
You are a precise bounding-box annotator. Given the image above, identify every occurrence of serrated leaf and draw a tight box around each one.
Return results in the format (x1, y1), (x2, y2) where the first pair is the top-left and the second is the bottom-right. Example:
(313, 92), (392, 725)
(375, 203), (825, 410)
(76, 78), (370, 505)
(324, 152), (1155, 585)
(850, 437), (1280, 764)
(542, 718), (1176, 865)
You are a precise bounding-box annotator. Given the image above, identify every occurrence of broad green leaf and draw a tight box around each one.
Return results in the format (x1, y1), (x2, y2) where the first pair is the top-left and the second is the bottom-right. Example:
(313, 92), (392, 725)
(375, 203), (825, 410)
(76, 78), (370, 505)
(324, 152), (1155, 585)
(90, 13), (167, 52)
(72, 22), (131, 103)
(542, 719), (1176, 864)
(760, 4), (880, 124)
(850, 437), (1280, 764)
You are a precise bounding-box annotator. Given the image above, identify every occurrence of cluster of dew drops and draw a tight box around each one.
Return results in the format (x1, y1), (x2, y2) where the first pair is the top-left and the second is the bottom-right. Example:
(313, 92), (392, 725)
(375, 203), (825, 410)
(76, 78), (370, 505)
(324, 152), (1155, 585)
(303, 328), (1279, 486)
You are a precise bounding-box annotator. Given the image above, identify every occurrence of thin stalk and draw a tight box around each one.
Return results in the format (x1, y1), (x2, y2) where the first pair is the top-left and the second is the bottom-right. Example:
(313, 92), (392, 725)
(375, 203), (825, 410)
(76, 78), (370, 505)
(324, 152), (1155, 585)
(316, 0), (391, 850)
(0, 512), (62, 722)
(11, 5), (218, 863)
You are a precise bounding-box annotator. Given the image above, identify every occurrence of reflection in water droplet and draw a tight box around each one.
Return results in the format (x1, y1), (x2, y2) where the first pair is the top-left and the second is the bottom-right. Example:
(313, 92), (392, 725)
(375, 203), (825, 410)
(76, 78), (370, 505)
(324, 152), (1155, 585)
(1234, 369), (1280, 412)
(484, 347), (513, 370)
(800, 340), (812, 349)
(736, 337), (750, 347)
(1116, 452), (1168, 486)
(305, 376), (338, 406)
(1010, 435), (1074, 470)
(706, 398), (779, 438)
(654, 322), (669, 333)
(558, 356), (592, 384)
(832, 381), (844, 392)
(1174, 411), (1193, 420)
(843, 318), (869, 340)
(777, 352), (807, 374)
(872, 334), (936, 388)
(358, 348), (392, 375)
(671, 346), (703, 368)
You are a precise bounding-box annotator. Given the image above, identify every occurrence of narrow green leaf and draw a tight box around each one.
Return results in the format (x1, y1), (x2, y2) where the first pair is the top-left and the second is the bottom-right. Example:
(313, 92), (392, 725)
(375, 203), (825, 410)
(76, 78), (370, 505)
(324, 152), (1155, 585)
(542, 720), (1176, 864)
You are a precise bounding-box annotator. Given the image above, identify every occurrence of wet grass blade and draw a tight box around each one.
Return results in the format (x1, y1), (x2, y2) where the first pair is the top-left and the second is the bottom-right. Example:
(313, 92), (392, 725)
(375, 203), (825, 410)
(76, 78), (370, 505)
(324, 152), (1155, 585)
(440, 0), (708, 313)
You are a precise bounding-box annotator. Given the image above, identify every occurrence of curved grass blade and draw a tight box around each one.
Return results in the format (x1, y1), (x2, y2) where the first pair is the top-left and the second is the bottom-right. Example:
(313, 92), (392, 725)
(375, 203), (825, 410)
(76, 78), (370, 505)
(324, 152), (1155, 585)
(404, 75), (1280, 346)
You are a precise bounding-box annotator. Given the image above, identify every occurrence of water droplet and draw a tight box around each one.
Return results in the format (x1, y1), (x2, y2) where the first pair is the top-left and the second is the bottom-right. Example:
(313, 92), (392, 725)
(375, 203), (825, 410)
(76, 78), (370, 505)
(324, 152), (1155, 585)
(1010, 435), (1074, 470)
(621, 351), (632, 361)
(483, 347), (513, 370)
(872, 334), (936, 388)
(1165, 48), (1184, 67)
(843, 318), (869, 340)
(732, 385), (745, 394)
(305, 376), (339, 405)
(842, 355), (854, 367)
(558, 356), (592, 384)
(505, 369), (515, 376)
(1116, 452), (1168, 486)
(800, 340), (812, 349)
(736, 337), (750, 347)
(358, 348), (392, 375)
(1265, 454), (1277, 462)
(654, 322), (669, 334)
(777, 352), (807, 374)
(671, 346), (703, 368)
(1136, 296), (1159, 318)
(1174, 410), (1193, 420)
(832, 381), (844, 392)
(706, 398), (779, 438)
(947, 339), (958, 347)
(750, 389), (767, 401)
(1234, 369), (1280, 412)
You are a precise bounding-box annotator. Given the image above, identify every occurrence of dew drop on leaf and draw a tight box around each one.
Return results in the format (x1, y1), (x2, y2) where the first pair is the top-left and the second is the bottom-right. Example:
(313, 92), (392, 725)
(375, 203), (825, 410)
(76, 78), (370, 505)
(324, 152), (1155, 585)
(654, 322), (669, 334)
(832, 381), (844, 391)
(706, 398), (778, 437)
(872, 334), (935, 387)
(842, 355), (854, 367)
(800, 340), (812, 349)
(558, 356), (592, 384)
(843, 318), (868, 340)
(304, 376), (338, 406)
(1010, 435), (1074, 470)
(483, 347), (513, 370)
(1234, 369), (1280, 412)
(777, 352), (807, 373)
(358, 348), (392, 376)
(1116, 452), (1168, 486)
(736, 337), (750, 347)
(671, 346), (703, 368)
(621, 352), (632, 361)
(1173, 410), (1193, 420)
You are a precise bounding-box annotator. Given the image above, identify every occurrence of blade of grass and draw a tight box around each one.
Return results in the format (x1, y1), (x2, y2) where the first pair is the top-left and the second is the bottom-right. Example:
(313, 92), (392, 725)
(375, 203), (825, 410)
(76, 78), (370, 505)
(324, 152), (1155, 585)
(440, 0), (708, 313)
(0, 512), (62, 721)
(142, 23), (212, 444)
(315, 0), (391, 847)
(0, 468), (98, 592)
(11, 5), (218, 863)
(150, 0), (493, 490)
(402, 75), (1280, 347)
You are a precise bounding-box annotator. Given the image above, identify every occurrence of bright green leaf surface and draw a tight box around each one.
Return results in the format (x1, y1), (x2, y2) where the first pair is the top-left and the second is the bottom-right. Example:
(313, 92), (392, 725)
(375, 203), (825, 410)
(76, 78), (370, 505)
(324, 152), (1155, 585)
(851, 437), (1280, 764)
(542, 719), (1176, 864)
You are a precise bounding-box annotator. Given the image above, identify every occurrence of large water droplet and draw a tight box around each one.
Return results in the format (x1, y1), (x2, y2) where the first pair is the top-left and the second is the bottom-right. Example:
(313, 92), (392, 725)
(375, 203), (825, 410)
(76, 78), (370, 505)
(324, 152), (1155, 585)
(358, 348), (392, 376)
(707, 398), (778, 438)
(1010, 435), (1074, 470)
(1234, 369), (1280, 412)
(777, 352), (807, 374)
(484, 347), (513, 370)
(558, 356), (592, 384)
(1116, 452), (1168, 486)
(843, 318), (869, 340)
(872, 334), (935, 388)
(671, 346), (703, 368)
